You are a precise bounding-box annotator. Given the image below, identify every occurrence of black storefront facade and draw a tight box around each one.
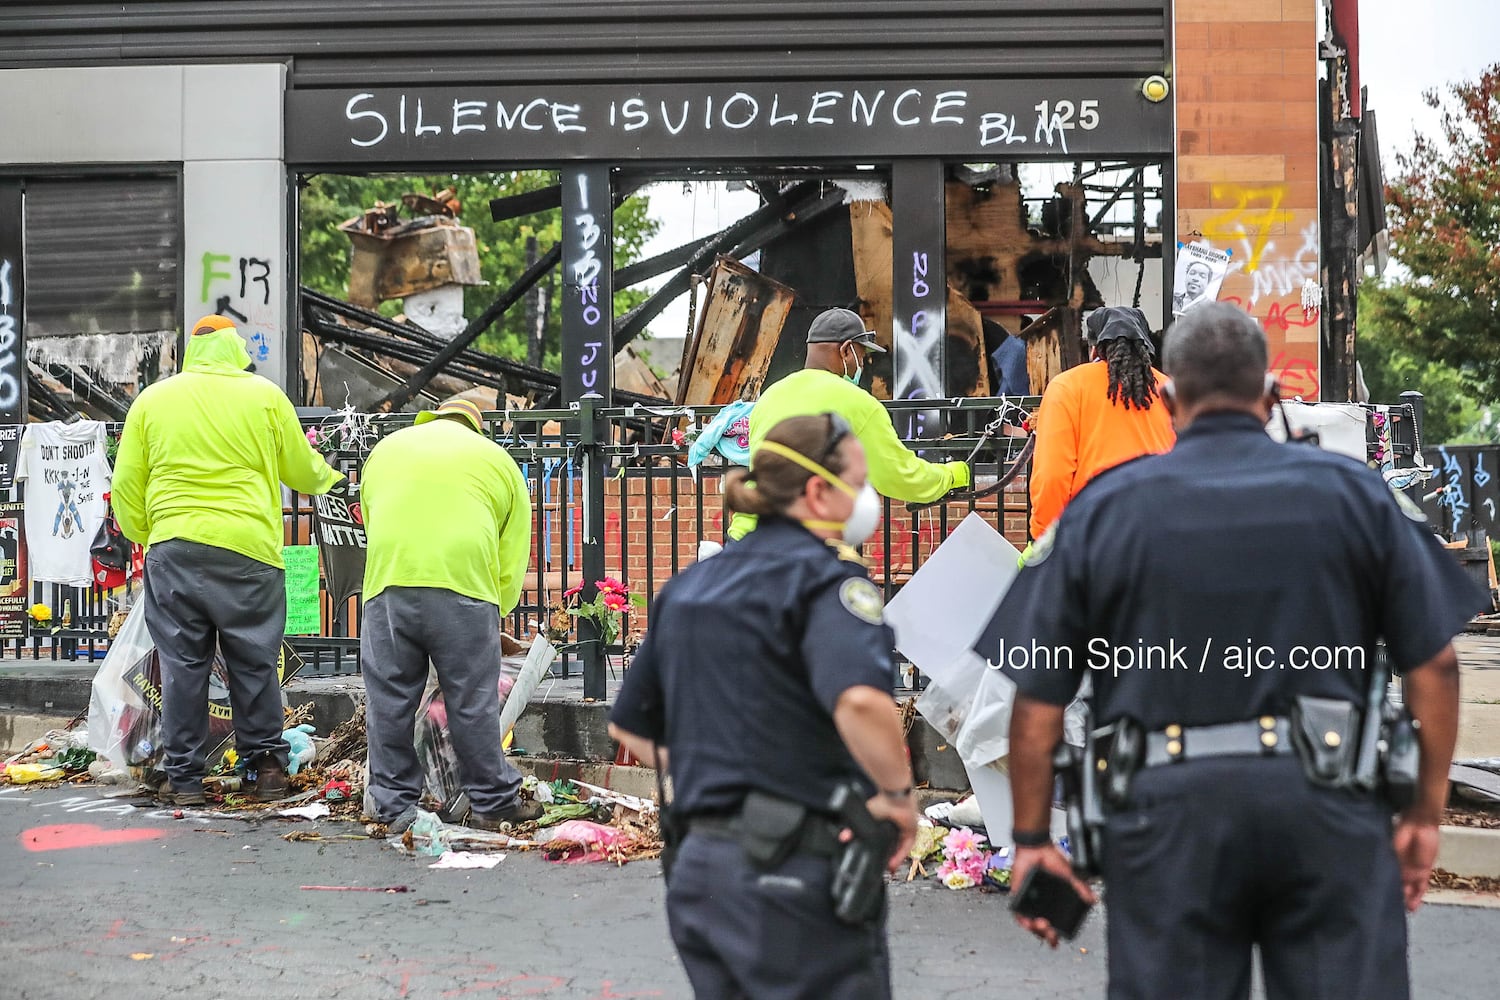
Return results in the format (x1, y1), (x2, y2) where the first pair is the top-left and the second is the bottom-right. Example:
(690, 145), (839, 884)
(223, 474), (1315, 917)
(2, 2), (1174, 415)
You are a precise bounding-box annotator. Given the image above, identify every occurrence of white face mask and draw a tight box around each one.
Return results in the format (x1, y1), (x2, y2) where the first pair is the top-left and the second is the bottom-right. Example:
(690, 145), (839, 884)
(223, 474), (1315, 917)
(842, 483), (881, 546)
(756, 440), (882, 545)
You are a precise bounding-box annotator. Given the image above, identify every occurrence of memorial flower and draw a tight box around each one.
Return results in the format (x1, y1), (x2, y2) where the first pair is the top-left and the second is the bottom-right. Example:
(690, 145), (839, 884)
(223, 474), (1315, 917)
(560, 578), (644, 647)
(936, 826), (992, 890)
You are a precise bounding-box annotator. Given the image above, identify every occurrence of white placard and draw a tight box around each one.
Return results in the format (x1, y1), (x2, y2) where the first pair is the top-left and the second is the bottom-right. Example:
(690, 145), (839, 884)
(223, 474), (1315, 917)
(884, 512), (1021, 689)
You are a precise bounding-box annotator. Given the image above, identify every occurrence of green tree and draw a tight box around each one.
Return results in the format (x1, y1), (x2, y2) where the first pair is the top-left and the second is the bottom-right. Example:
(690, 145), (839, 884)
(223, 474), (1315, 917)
(1361, 65), (1500, 402)
(1357, 282), (1488, 445)
(298, 171), (659, 369)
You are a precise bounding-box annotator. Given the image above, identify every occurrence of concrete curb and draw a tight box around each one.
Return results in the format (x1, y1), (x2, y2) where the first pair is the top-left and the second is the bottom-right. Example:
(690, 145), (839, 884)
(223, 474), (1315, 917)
(1437, 825), (1500, 880)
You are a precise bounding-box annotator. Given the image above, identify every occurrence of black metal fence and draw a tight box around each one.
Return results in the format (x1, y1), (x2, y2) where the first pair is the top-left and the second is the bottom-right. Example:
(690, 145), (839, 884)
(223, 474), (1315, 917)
(4, 398), (1038, 691)
(7, 393), (1433, 693)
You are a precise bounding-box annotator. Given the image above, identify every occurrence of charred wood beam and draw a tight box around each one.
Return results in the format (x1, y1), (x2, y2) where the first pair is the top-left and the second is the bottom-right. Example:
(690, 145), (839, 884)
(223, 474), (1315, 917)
(371, 244), (562, 412)
(611, 180), (833, 351)
(305, 312), (664, 407)
(27, 369), (75, 422)
(303, 287), (553, 385)
(489, 185), (562, 222)
(40, 363), (130, 421)
(305, 317), (517, 394)
(614, 232), (719, 288)
(1088, 167), (1145, 230)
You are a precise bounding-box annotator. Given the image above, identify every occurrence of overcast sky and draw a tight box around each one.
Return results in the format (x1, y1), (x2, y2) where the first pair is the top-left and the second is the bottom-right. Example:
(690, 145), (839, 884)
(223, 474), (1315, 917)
(1360, 0), (1498, 161)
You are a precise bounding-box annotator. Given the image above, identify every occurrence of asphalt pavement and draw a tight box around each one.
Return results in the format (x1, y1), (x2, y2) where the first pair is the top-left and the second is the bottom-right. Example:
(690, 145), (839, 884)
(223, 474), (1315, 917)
(0, 784), (1495, 1000)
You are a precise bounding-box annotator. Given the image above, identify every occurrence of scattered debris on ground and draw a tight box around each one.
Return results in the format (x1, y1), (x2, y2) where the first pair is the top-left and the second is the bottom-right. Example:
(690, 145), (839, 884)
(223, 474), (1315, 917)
(1431, 869), (1500, 894)
(1444, 805), (1500, 829)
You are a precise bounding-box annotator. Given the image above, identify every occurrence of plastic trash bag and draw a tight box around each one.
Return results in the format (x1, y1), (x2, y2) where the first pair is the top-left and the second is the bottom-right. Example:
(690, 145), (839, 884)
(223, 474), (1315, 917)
(87, 601), (306, 778)
(87, 601), (157, 774)
(416, 635), (557, 818)
(915, 651), (1017, 770)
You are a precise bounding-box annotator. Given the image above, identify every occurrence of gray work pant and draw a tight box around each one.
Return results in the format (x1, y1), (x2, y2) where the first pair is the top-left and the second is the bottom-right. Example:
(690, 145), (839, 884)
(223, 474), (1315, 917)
(361, 587), (523, 821)
(143, 539), (290, 786)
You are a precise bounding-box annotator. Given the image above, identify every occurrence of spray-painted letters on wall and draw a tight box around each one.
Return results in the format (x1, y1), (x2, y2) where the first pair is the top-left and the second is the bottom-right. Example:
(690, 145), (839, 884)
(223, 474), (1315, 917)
(287, 80), (1173, 162)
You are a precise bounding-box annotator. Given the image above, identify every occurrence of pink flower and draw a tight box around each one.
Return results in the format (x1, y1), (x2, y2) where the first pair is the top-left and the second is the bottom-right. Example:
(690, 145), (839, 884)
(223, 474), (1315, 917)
(562, 584), (584, 601)
(601, 592), (628, 612)
(942, 826), (985, 859)
(671, 429), (685, 446)
(306, 428), (320, 447)
(598, 576), (627, 596)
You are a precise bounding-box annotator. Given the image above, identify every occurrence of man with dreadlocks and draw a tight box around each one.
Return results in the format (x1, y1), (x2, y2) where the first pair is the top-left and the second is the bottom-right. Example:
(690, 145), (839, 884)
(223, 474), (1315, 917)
(1028, 307), (1174, 540)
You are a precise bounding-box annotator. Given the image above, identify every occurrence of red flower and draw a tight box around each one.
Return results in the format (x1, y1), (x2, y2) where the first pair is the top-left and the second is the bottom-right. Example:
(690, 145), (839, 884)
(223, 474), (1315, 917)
(601, 592), (628, 612)
(562, 583), (584, 601)
(598, 576), (627, 595)
(671, 429), (685, 446)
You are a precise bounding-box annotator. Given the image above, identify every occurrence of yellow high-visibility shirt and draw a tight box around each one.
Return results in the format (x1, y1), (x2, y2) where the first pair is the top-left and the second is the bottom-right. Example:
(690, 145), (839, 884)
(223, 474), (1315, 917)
(359, 418), (532, 612)
(112, 328), (340, 568)
(727, 369), (970, 539)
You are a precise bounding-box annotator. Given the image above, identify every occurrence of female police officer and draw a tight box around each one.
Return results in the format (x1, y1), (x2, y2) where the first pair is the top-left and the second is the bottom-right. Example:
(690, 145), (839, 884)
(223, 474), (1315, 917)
(609, 413), (918, 1000)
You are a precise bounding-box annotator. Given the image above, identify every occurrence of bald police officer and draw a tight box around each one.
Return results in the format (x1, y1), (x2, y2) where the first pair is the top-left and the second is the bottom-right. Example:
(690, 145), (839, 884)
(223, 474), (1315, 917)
(984, 302), (1486, 999)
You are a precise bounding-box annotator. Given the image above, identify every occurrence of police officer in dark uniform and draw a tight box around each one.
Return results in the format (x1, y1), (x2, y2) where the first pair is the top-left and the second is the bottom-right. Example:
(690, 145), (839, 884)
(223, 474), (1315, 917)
(982, 302), (1487, 1000)
(609, 412), (917, 1000)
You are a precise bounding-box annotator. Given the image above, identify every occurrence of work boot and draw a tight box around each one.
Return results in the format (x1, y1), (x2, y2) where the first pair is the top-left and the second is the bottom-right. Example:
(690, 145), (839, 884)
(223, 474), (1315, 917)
(469, 798), (544, 831)
(384, 804), (421, 836)
(158, 783), (206, 807)
(250, 757), (289, 802)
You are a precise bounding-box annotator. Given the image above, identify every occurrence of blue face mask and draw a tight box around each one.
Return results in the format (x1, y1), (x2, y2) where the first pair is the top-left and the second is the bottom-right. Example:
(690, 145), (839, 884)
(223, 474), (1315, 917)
(842, 347), (863, 386)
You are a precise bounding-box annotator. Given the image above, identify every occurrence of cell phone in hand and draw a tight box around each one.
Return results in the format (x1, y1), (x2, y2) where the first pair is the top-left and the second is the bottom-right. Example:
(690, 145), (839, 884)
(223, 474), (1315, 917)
(1009, 865), (1092, 939)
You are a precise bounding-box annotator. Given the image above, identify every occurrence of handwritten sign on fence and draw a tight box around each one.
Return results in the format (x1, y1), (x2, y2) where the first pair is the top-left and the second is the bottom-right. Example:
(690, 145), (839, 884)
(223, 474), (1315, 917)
(282, 545), (321, 636)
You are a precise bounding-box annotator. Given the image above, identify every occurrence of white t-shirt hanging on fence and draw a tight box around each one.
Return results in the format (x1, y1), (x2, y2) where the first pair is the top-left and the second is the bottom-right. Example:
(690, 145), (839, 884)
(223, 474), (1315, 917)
(17, 420), (112, 586)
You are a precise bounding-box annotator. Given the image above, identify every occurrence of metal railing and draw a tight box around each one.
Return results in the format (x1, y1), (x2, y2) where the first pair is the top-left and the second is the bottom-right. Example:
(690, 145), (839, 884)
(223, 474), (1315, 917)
(6, 393), (1429, 696)
(3, 399), (1038, 692)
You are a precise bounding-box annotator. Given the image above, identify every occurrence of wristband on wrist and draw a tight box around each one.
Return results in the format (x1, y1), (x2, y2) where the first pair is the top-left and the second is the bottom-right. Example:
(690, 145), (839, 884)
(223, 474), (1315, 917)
(1011, 828), (1052, 848)
(880, 785), (915, 801)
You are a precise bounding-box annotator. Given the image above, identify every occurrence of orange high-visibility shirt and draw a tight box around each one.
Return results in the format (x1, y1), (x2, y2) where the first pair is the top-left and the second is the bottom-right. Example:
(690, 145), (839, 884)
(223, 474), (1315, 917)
(1028, 360), (1175, 539)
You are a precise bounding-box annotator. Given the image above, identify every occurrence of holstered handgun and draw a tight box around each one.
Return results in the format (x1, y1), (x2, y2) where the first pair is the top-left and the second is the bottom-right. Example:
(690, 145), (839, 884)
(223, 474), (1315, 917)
(654, 744), (682, 883)
(1351, 647), (1419, 811)
(828, 783), (896, 926)
(1052, 714), (1105, 879)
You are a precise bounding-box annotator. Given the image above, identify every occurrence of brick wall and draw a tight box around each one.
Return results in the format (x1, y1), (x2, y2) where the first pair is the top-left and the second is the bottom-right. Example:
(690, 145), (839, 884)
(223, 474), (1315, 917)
(1175, 0), (1323, 399)
(599, 472), (1030, 636)
(298, 465), (1028, 643)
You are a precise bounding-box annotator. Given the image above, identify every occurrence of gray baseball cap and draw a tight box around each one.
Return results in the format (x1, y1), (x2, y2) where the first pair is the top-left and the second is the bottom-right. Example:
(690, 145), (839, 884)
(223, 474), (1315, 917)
(806, 308), (887, 353)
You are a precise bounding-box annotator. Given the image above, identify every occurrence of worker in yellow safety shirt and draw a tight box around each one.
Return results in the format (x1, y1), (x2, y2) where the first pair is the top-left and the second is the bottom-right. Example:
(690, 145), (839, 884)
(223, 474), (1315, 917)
(357, 397), (542, 835)
(726, 308), (971, 540)
(112, 315), (345, 807)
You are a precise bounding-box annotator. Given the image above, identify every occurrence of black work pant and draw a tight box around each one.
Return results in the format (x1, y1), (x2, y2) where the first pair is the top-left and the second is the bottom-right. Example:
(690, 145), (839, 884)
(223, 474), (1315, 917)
(666, 830), (891, 1000)
(1101, 756), (1408, 1000)
(143, 539), (289, 786)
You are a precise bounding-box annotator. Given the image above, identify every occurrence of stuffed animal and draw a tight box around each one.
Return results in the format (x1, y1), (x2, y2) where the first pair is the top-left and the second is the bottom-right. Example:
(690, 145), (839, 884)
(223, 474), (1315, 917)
(283, 724), (317, 776)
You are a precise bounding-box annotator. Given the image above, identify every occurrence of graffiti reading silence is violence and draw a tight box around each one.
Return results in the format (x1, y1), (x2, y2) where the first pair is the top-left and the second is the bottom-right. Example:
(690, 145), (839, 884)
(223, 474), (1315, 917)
(287, 79), (1173, 162)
